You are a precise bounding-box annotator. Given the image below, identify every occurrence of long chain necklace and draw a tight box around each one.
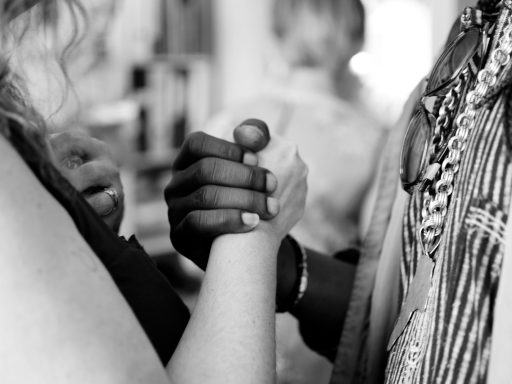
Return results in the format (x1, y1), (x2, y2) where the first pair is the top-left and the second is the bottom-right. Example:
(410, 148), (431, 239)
(388, 1), (512, 350)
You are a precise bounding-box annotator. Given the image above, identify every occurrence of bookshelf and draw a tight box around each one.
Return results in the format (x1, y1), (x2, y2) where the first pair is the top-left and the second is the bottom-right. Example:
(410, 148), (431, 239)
(129, 0), (213, 257)
(84, 0), (213, 259)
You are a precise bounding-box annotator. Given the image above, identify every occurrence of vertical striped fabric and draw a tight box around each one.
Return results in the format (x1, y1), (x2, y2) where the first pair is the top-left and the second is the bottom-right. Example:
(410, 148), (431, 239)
(385, 91), (511, 383)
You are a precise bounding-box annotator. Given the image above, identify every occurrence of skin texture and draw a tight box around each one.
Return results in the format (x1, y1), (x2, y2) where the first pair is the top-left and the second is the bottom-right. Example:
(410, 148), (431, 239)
(167, 129), (307, 383)
(0, 133), (169, 384)
(0, 120), (307, 382)
(48, 131), (124, 233)
(165, 120), (361, 359)
(165, 122), (279, 270)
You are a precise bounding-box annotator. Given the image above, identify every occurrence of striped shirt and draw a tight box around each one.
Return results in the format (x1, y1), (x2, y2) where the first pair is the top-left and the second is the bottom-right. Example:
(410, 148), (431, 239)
(385, 88), (511, 383)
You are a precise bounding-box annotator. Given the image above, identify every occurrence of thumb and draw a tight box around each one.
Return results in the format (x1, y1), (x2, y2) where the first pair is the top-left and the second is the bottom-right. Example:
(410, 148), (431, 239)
(233, 118), (271, 152)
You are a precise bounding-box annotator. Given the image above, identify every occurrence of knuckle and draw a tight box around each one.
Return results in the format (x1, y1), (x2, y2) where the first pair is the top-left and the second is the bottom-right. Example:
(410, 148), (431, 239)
(225, 143), (242, 161)
(190, 162), (203, 185)
(209, 158), (222, 182)
(214, 210), (229, 227)
(197, 211), (214, 229)
(195, 159), (214, 184)
(193, 185), (218, 207)
(187, 131), (207, 155)
(210, 186), (222, 206)
(182, 211), (201, 231)
(193, 186), (209, 207)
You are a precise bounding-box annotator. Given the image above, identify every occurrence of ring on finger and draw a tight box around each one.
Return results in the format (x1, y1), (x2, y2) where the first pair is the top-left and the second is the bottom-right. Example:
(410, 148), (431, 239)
(101, 187), (119, 217)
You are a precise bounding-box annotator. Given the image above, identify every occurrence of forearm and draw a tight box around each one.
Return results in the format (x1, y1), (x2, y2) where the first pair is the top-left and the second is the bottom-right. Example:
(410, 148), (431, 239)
(167, 229), (279, 383)
(277, 238), (357, 360)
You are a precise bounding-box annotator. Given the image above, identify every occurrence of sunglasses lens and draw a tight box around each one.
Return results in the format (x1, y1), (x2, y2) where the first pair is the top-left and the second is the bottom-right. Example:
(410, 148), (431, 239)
(400, 109), (431, 190)
(427, 27), (481, 95)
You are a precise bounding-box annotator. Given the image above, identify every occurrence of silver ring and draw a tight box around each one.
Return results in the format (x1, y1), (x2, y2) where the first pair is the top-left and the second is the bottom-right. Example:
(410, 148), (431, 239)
(101, 187), (119, 217)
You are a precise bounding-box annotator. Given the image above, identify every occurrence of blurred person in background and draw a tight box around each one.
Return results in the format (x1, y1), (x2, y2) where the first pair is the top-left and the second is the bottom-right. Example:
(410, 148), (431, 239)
(208, 0), (385, 255)
(167, 0), (512, 382)
(205, 0), (385, 381)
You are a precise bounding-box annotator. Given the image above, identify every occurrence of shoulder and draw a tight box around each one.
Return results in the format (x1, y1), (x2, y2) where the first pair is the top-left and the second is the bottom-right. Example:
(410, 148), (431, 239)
(0, 134), (169, 383)
(0, 132), (84, 265)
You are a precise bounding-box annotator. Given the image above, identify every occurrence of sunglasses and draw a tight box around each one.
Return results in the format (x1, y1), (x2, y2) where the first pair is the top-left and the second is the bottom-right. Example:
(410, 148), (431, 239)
(400, 7), (496, 194)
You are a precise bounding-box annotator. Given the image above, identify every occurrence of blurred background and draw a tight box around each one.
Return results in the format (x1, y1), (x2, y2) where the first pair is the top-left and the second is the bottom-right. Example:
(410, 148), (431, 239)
(20, 0), (473, 382)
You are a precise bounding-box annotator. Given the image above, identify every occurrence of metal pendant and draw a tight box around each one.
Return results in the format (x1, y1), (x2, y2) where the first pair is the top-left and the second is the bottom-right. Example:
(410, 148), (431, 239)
(387, 254), (434, 350)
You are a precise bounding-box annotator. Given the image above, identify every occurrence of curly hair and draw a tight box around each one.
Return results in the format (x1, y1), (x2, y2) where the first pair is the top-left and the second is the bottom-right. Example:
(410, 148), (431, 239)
(0, 0), (86, 153)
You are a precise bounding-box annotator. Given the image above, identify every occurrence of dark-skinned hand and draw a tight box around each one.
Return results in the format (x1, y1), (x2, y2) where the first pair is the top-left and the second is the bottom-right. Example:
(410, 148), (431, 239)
(164, 119), (276, 270)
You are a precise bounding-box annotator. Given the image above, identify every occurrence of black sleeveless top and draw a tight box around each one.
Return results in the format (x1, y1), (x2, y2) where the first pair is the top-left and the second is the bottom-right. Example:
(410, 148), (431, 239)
(6, 124), (190, 364)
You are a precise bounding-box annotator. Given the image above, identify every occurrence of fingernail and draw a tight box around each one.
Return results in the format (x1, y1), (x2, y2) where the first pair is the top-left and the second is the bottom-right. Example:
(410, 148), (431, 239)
(267, 197), (280, 216)
(242, 212), (260, 228)
(234, 119), (271, 152)
(266, 173), (277, 192)
(243, 152), (258, 166)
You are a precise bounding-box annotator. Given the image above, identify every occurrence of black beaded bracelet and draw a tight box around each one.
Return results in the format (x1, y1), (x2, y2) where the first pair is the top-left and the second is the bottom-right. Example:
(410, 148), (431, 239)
(276, 234), (308, 313)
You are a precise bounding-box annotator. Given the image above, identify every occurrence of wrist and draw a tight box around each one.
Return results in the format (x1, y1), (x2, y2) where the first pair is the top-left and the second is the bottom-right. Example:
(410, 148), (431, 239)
(216, 228), (280, 252)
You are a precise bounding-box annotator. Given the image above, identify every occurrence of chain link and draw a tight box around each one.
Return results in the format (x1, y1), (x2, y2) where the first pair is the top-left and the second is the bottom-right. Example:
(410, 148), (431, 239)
(429, 76), (465, 160)
(420, 8), (512, 258)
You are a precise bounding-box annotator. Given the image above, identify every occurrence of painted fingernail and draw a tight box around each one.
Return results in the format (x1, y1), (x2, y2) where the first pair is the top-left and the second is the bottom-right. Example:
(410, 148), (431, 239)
(243, 152), (258, 166)
(266, 173), (277, 192)
(242, 212), (260, 228)
(267, 197), (280, 216)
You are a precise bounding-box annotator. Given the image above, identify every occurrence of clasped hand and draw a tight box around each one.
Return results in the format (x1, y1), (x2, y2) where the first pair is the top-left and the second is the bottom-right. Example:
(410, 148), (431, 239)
(165, 119), (308, 269)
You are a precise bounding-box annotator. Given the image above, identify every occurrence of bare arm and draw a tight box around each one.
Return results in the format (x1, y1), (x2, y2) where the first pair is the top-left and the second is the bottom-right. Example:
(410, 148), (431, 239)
(165, 124), (353, 360)
(168, 231), (280, 383)
(167, 135), (307, 383)
(0, 129), (306, 383)
(0, 135), (169, 384)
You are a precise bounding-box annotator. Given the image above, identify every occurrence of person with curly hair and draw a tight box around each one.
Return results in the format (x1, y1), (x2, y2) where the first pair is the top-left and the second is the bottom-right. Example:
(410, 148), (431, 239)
(0, 1), (307, 382)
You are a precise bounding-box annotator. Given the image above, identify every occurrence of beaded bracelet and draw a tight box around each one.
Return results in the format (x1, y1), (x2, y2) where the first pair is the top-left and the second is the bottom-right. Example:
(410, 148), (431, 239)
(276, 234), (309, 313)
